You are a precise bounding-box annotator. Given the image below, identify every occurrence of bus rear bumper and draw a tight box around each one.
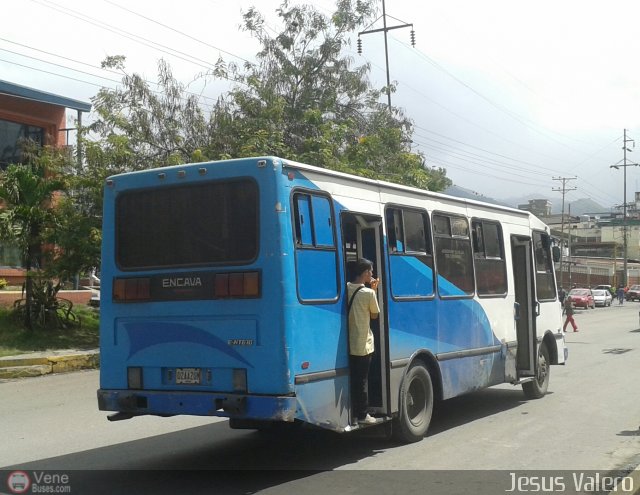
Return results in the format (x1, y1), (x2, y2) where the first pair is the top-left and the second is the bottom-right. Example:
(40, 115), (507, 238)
(97, 389), (297, 421)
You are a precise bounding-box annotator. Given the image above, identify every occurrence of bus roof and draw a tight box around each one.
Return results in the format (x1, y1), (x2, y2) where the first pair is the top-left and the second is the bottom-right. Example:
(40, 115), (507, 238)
(279, 157), (536, 222)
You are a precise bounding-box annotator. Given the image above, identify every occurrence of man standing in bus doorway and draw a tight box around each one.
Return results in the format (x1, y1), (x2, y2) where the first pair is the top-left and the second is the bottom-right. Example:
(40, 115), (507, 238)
(347, 258), (380, 425)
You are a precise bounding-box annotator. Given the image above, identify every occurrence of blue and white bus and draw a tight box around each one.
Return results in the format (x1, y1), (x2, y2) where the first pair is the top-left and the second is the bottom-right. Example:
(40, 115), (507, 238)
(97, 156), (567, 442)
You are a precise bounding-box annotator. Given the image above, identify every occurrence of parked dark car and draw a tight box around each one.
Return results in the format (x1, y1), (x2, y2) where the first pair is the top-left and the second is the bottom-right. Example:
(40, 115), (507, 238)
(568, 288), (595, 309)
(625, 285), (640, 301)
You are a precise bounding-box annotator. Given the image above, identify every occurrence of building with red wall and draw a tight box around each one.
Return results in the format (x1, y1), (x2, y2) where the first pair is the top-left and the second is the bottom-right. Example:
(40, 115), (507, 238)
(0, 80), (91, 282)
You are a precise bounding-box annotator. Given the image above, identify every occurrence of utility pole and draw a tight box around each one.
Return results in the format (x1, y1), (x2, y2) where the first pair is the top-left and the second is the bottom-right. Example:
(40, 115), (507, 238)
(552, 176), (577, 288)
(357, 0), (415, 111)
(567, 204), (573, 287)
(610, 129), (638, 287)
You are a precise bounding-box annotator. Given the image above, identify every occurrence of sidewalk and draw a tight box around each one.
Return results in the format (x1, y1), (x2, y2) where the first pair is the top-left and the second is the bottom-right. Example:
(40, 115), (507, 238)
(0, 348), (99, 379)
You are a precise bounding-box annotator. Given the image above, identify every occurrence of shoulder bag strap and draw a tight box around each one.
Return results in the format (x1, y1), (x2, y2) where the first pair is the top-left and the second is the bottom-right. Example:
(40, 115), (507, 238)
(348, 286), (365, 313)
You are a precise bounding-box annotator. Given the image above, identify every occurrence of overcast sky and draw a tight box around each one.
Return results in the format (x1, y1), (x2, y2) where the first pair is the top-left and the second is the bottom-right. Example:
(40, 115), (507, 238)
(4, 0), (640, 210)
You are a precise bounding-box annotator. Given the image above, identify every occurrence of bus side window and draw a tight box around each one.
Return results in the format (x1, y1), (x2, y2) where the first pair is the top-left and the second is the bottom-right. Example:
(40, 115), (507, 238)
(294, 195), (314, 245)
(533, 231), (555, 301)
(292, 192), (338, 302)
(404, 210), (429, 254)
(472, 219), (507, 296)
(386, 209), (404, 253)
(434, 213), (474, 296)
(311, 196), (334, 247)
(386, 207), (434, 298)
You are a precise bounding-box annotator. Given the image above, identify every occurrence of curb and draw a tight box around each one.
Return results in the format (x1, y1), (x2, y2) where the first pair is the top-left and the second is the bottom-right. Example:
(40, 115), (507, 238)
(0, 350), (99, 379)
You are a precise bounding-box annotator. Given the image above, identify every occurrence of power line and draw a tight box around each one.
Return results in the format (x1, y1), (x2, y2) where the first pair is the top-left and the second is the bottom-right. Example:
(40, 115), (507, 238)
(351, 39), (607, 166)
(428, 155), (553, 189)
(413, 124), (563, 173)
(0, 57), (107, 89)
(0, 47), (122, 85)
(103, 0), (253, 66)
(0, 40), (220, 106)
(30, 0), (243, 83)
(396, 40), (588, 155)
(411, 126), (619, 206)
(412, 135), (551, 180)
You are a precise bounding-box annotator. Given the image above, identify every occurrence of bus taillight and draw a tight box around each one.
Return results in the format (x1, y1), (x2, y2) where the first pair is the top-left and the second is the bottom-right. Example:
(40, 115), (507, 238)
(113, 277), (151, 302)
(214, 271), (260, 298)
(243, 272), (260, 296)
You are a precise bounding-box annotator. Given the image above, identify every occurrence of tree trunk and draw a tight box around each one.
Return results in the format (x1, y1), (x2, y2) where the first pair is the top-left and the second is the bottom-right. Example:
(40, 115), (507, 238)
(24, 255), (33, 331)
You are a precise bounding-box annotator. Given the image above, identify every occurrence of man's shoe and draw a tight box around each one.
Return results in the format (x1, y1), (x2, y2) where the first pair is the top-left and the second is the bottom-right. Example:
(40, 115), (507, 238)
(358, 414), (377, 425)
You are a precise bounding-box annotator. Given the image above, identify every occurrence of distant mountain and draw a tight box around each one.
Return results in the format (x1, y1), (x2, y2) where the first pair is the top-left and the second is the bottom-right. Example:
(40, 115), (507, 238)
(563, 198), (611, 216)
(443, 185), (511, 207)
(502, 193), (546, 208)
(502, 194), (608, 215)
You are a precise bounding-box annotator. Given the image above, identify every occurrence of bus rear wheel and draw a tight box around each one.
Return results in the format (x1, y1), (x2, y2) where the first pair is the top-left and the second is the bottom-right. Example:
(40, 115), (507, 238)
(522, 344), (550, 399)
(393, 362), (433, 443)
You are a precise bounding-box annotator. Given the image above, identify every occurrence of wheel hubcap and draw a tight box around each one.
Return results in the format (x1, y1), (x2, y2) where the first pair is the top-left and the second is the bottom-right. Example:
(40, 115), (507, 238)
(407, 378), (426, 425)
(537, 353), (548, 383)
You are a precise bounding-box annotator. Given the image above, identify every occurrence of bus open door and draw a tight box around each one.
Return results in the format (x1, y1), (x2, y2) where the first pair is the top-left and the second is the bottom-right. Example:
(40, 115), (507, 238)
(342, 212), (390, 426)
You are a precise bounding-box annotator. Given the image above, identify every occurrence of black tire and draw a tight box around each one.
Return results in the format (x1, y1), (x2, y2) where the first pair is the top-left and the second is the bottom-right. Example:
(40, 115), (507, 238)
(393, 362), (433, 443)
(522, 344), (550, 399)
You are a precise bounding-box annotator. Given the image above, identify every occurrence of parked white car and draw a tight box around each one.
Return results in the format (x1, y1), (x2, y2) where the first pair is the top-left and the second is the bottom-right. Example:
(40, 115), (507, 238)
(592, 289), (612, 307)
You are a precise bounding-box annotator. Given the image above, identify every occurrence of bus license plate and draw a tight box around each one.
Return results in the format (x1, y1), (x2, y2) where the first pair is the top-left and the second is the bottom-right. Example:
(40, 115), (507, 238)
(176, 368), (202, 384)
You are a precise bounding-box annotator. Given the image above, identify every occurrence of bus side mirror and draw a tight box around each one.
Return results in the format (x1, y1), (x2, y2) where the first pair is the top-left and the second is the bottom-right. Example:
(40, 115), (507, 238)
(552, 246), (561, 263)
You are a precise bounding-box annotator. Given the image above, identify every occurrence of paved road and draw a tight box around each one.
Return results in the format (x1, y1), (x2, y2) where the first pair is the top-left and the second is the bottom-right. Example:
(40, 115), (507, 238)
(2, 302), (640, 494)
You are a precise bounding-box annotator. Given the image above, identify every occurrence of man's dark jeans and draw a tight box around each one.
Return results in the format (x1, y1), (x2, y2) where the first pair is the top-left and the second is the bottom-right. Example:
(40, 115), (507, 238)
(350, 353), (372, 421)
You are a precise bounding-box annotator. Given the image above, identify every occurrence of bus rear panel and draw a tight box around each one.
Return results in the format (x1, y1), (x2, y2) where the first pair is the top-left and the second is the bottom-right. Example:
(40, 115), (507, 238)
(98, 158), (298, 422)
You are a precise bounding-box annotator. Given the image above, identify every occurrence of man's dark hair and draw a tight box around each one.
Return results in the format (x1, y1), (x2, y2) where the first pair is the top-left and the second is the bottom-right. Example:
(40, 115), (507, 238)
(354, 258), (373, 279)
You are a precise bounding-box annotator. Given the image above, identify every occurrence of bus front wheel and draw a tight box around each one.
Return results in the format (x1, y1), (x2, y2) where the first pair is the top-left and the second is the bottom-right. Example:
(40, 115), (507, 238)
(393, 362), (433, 443)
(522, 344), (550, 399)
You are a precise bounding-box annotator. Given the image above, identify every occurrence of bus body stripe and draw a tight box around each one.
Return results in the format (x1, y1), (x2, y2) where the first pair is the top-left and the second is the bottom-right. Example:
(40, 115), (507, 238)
(124, 322), (254, 367)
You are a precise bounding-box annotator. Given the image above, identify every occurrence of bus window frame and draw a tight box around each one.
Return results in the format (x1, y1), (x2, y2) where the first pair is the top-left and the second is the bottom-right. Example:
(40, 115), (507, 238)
(384, 204), (435, 302)
(471, 217), (508, 298)
(290, 188), (340, 305)
(432, 210), (475, 299)
(532, 229), (557, 302)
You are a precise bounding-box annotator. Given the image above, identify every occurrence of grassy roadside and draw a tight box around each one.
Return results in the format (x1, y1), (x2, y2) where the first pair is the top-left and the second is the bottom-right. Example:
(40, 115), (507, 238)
(0, 306), (99, 358)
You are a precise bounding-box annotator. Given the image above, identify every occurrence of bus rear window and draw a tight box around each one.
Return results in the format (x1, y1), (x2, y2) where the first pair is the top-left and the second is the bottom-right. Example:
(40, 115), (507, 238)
(116, 179), (258, 269)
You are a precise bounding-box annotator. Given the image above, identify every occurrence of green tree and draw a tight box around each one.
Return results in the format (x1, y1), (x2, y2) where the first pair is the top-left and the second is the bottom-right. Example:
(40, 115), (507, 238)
(0, 144), (67, 329)
(89, 0), (451, 191)
(45, 183), (102, 284)
(91, 58), (213, 170)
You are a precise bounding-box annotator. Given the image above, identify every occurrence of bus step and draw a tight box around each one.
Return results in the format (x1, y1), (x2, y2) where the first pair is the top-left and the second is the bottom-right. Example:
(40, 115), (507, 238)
(345, 416), (392, 431)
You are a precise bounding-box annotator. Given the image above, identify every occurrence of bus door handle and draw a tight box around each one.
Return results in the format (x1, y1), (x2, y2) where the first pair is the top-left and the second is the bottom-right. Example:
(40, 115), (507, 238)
(535, 301), (540, 317)
(514, 302), (520, 321)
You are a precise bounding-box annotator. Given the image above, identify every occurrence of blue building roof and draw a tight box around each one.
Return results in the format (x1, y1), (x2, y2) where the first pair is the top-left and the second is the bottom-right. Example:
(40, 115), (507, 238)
(0, 79), (91, 112)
